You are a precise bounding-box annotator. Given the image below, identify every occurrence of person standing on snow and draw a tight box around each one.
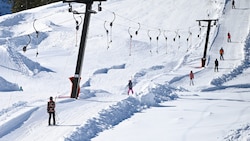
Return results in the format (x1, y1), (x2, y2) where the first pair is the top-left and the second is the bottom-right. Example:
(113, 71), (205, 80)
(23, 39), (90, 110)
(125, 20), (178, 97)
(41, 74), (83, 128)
(232, 0), (236, 9)
(227, 32), (231, 42)
(47, 96), (56, 125)
(189, 71), (194, 86)
(219, 47), (224, 60)
(19, 86), (23, 91)
(128, 80), (134, 95)
(214, 59), (219, 72)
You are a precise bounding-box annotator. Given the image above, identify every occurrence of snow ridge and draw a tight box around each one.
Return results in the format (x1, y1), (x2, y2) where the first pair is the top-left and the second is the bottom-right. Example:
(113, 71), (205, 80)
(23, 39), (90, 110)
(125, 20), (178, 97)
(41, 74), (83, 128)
(0, 76), (19, 91)
(0, 101), (27, 117)
(65, 84), (178, 141)
(224, 124), (250, 141)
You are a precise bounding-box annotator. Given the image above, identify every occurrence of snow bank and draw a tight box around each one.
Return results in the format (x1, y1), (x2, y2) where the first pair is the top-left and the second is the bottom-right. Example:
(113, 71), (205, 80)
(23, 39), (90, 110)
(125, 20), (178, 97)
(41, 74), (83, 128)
(65, 84), (178, 141)
(224, 124), (250, 141)
(0, 76), (19, 91)
(0, 107), (38, 138)
(0, 101), (27, 117)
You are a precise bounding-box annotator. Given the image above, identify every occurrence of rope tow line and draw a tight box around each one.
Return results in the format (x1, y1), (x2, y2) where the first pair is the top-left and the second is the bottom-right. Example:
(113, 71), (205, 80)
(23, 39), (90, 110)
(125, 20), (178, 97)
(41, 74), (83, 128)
(104, 21), (110, 49)
(73, 13), (83, 47)
(22, 34), (31, 53)
(163, 30), (168, 54)
(33, 19), (39, 57)
(147, 29), (161, 54)
(128, 27), (133, 56)
(147, 30), (153, 54)
(33, 19), (39, 38)
(66, 3), (85, 48)
(6, 4), (204, 58)
(186, 27), (193, 51)
(156, 29), (161, 53)
(173, 30), (181, 49)
(104, 12), (116, 49)
(135, 22), (141, 35)
(127, 23), (141, 56)
(73, 13), (83, 31)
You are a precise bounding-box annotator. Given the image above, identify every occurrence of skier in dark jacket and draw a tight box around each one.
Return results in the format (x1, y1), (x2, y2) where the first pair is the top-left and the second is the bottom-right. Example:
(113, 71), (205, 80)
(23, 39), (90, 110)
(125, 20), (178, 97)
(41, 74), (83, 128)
(214, 59), (219, 72)
(127, 80), (134, 95)
(227, 32), (231, 42)
(47, 96), (56, 125)
(232, 0), (236, 9)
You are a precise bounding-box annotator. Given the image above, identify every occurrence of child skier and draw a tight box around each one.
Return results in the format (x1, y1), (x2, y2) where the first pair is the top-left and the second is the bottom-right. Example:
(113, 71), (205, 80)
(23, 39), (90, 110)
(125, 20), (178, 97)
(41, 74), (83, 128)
(128, 80), (134, 95)
(227, 32), (231, 42)
(189, 71), (194, 86)
(232, 0), (236, 9)
(214, 59), (219, 72)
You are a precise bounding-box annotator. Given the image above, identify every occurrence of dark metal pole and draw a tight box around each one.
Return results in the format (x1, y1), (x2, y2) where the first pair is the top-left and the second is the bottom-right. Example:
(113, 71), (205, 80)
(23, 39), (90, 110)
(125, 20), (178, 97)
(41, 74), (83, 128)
(197, 19), (217, 67)
(71, 2), (93, 98)
(203, 21), (211, 59)
(201, 20), (212, 67)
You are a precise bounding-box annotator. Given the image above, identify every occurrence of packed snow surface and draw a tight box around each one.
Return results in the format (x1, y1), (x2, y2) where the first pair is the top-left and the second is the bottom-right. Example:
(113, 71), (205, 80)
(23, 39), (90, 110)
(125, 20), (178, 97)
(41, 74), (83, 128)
(0, 0), (250, 141)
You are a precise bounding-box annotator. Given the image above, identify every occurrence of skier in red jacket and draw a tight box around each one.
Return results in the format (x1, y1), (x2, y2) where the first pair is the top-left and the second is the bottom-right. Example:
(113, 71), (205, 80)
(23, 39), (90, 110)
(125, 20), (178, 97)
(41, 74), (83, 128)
(219, 48), (224, 60)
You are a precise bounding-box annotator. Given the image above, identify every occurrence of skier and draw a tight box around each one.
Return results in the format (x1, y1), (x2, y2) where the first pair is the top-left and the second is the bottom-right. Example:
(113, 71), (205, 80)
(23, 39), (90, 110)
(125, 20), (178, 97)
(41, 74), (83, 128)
(127, 80), (134, 95)
(19, 86), (23, 91)
(227, 32), (231, 42)
(219, 47), (224, 60)
(47, 96), (56, 125)
(214, 59), (219, 72)
(189, 70), (194, 86)
(232, 0), (236, 9)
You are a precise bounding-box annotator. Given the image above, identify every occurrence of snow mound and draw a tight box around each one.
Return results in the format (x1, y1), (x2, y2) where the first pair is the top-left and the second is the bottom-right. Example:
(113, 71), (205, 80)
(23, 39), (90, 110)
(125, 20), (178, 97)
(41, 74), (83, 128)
(0, 76), (19, 91)
(65, 84), (178, 141)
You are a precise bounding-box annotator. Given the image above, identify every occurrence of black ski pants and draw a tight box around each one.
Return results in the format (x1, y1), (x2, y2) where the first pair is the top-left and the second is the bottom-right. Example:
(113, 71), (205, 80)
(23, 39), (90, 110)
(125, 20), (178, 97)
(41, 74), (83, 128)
(48, 112), (56, 125)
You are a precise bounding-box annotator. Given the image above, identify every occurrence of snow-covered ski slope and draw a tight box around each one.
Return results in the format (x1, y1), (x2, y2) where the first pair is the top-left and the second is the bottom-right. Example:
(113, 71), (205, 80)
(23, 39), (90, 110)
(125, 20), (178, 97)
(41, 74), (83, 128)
(0, 0), (250, 140)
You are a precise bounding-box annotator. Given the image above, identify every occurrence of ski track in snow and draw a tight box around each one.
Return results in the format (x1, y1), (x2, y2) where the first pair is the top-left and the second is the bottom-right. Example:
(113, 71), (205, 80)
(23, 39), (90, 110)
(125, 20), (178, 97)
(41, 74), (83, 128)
(210, 33), (250, 87)
(181, 100), (218, 141)
(190, 2), (250, 140)
(0, 100), (44, 137)
(160, 1), (250, 140)
(0, 101), (27, 118)
(0, 107), (38, 138)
